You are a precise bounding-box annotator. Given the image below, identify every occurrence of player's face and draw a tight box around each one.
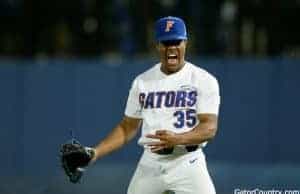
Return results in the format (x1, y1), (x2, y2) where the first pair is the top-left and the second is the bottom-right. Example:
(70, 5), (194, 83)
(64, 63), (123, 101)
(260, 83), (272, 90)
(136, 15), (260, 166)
(157, 40), (187, 75)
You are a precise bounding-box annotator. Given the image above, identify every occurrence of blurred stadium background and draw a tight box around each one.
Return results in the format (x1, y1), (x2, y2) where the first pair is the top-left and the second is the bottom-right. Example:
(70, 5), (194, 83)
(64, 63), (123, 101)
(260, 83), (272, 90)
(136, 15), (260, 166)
(0, 1), (300, 194)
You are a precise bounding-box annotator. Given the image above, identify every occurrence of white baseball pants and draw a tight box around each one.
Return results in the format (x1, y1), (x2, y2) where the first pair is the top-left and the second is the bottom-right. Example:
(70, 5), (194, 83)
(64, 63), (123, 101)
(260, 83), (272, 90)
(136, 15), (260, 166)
(127, 148), (216, 194)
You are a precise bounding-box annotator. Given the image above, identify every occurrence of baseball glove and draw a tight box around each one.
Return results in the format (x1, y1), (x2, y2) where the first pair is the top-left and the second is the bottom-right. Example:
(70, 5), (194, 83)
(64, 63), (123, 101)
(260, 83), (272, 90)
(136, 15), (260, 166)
(60, 139), (95, 183)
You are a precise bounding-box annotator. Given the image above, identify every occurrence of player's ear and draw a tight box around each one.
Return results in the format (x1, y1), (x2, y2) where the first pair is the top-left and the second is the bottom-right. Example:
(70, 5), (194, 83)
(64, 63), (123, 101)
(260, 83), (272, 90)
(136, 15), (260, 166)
(182, 40), (188, 49)
(156, 42), (161, 51)
(156, 42), (160, 50)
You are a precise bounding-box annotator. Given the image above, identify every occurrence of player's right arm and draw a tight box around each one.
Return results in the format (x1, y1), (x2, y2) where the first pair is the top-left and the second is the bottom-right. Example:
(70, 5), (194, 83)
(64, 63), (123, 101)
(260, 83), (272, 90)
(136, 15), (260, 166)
(91, 77), (142, 162)
(92, 116), (141, 162)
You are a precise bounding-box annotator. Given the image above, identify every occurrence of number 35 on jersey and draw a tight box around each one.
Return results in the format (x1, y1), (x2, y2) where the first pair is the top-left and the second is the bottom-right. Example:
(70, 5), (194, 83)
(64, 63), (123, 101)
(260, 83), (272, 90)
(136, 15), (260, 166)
(139, 89), (198, 129)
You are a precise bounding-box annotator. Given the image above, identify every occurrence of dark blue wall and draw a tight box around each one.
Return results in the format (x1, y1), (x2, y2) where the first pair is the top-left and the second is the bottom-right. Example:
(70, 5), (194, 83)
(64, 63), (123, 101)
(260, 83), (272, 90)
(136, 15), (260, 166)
(0, 58), (299, 194)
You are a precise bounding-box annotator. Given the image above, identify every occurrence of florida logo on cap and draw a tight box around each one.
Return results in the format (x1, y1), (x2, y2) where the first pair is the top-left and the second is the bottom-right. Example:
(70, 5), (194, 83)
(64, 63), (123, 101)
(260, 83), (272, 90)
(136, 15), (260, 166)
(155, 16), (187, 42)
(165, 20), (175, 32)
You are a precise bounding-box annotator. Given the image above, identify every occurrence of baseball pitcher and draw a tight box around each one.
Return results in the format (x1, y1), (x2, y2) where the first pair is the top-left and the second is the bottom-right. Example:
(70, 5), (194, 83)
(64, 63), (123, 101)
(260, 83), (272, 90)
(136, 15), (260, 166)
(60, 16), (220, 194)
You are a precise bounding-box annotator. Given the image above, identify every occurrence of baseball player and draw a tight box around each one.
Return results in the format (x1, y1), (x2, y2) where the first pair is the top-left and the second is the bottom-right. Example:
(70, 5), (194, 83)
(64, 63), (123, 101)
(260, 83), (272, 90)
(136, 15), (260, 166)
(91, 16), (220, 194)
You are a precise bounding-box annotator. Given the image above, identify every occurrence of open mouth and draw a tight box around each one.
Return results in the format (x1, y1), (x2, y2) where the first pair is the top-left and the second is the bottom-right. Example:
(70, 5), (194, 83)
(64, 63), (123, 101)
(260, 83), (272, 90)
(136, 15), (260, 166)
(167, 53), (178, 65)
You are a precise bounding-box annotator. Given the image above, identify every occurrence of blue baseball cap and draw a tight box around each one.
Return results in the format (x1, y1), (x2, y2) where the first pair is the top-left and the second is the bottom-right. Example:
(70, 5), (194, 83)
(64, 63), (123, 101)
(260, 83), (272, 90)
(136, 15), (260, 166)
(154, 16), (188, 42)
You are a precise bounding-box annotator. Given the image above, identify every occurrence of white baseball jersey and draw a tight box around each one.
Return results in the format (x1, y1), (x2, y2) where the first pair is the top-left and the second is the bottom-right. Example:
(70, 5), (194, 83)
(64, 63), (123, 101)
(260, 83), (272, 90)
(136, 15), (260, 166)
(125, 61), (220, 147)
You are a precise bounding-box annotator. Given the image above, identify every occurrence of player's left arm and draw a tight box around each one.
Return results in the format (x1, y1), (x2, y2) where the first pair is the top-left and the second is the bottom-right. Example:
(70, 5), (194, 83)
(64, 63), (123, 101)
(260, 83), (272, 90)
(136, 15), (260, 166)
(177, 113), (218, 144)
(145, 113), (218, 152)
